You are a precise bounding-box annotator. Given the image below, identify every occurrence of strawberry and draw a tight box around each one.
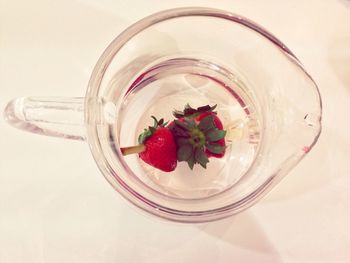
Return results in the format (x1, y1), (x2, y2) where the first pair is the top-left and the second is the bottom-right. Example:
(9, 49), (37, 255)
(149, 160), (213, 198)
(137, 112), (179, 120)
(121, 117), (177, 172)
(139, 127), (177, 172)
(169, 104), (227, 169)
(120, 104), (227, 172)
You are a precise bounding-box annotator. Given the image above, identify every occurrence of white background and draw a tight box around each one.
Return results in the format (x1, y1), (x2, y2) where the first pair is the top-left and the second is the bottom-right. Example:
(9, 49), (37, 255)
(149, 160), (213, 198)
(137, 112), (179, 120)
(1, 0), (350, 262)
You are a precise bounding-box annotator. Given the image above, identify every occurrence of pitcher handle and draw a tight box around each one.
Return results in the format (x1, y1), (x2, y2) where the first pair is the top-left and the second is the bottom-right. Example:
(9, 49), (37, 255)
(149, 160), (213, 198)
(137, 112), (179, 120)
(3, 97), (86, 141)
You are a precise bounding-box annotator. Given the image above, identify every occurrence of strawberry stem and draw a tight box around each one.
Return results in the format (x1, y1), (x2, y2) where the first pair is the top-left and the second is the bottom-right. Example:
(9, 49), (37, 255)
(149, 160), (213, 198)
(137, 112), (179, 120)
(120, 144), (146, 156)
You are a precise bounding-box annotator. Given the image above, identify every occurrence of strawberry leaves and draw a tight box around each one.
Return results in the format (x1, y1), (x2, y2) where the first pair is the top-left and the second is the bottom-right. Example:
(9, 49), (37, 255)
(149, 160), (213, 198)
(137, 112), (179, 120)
(138, 116), (167, 144)
(195, 148), (209, 168)
(177, 144), (192, 161)
(173, 104), (217, 119)
(198, 115), (216, 131)
(206, 129), (226, 142)
(169, 104), (226, 170)
(206, 143), (225, 154)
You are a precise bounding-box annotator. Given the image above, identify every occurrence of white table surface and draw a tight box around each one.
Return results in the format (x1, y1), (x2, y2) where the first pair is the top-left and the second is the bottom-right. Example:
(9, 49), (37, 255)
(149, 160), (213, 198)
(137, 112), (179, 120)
(1, 0), (350, 262)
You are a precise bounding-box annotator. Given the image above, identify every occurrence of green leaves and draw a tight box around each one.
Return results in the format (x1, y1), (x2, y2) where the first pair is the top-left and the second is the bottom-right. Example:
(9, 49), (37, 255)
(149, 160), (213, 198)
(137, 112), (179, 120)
(187, 155), (195, 170)
(174, 120), (190, 131)
(173, 110), (185, 119)
(177, 144), (192, 161)
(195, 148), (209, 168)
(206, 143), (225, 154)
(176, 144), (209, 169)
(173, 104), (217, 118)
(138, 116), (167, 144)
(197, 104), (217, 112)
(170, 122), (190, 137)
(174, 130), (209, 169)
(138, 129), (153, 144)
(206, 129), (226, 142)
(169, 109), (226, 170)
(198, 115), (216, 131)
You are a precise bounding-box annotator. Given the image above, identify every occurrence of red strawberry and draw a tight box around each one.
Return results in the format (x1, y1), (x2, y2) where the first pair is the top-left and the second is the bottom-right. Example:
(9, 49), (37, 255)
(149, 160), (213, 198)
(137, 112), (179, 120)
(120, 117), (177, 172)
(139, 127), (177, 172)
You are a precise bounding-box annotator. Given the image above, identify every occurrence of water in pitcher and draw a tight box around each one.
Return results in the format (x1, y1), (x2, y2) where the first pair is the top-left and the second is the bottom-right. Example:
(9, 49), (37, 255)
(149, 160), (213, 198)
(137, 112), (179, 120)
(119, 57), (262, 200)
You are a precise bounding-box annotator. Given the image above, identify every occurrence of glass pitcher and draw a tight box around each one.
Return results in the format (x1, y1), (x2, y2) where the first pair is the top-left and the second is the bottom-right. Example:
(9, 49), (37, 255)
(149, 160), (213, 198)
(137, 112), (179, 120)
(3, 7), (322, 223)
